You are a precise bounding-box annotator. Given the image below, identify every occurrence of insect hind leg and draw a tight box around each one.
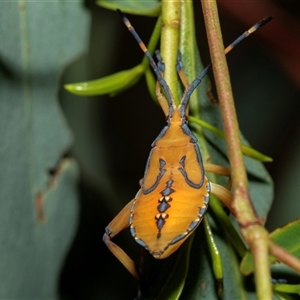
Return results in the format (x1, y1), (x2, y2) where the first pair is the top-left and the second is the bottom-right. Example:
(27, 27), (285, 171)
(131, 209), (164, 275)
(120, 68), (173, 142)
(103, 199), (142, 281)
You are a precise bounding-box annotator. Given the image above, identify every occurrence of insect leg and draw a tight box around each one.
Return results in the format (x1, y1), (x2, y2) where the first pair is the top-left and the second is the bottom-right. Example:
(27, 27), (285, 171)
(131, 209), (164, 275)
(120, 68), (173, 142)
(155, 82), (169, 117)
(176, 51), (190, 89)
(154, 50), (170, 116)
(205, 163), (232, 190)
(204, 163), (233, 213)
(210, 182), (234, 215)
(204, 163), (230, 177)
(154, 49), (191, 116)
(174, 51), (194, 116)
(103, 199), (141, 281)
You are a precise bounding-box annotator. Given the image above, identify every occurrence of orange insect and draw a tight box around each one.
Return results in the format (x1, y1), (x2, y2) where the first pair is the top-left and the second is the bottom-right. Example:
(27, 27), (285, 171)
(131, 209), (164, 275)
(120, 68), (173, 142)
(103, 10), (272, 281)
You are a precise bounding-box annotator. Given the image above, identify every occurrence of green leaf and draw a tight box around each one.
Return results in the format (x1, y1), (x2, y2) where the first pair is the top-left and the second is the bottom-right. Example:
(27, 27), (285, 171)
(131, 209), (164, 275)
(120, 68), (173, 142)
(145, 67), (157, 102)
(64, 64), (144, 96)
(189, 116), (273, 162)
(273, 283), (300, 295)
(241, 219), (300, 275)
(97, 0), (161, 17)
(270, 219), (300, 260)
(0, 2), (85, 298)
(64, 13), (161, 98)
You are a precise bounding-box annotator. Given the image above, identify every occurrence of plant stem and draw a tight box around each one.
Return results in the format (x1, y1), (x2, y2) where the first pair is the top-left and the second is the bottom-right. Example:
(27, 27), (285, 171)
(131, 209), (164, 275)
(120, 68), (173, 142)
(250, 229), (273, 298)
(269, 242), (300, 273)
(200, 0), (249, 201)
(200, 0), (273, 298)
(161, 0), (180, 105)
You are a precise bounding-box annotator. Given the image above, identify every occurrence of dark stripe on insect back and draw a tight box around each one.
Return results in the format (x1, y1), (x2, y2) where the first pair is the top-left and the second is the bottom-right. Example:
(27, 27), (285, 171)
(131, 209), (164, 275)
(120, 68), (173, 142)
(151, 122), (170, 147)
(177, 144), (205, 189)
(181, 123), (198, 143)
(142, 156), (167, 195)
(156, 182), (174, 237)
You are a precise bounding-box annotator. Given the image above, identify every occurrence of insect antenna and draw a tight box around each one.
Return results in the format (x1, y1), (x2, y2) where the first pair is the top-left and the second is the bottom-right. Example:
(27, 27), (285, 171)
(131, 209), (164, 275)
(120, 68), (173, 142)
(116, 9), (174, 114)
(180, 16), (272, 116)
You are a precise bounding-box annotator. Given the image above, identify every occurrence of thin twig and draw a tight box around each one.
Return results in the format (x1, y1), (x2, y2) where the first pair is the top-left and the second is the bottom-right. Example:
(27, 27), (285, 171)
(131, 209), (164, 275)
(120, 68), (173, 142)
(200, 0), (273, 298)
(269, 242), (300, 273)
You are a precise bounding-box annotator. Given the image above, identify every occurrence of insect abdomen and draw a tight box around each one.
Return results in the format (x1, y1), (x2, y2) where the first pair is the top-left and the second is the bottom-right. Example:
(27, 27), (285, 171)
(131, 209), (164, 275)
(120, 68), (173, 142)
(130, 168), (210, 259)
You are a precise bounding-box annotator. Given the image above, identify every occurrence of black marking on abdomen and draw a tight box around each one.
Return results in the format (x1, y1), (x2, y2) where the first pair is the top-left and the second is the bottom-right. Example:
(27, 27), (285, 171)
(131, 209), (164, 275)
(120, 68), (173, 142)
(155, 179), (175, 237)
(155, 213), (169, 238)
(166, 179), (174, 187)
(161, 187), (175, 196)
(160, 178), (175, 197)
(157, 198), (171, 213)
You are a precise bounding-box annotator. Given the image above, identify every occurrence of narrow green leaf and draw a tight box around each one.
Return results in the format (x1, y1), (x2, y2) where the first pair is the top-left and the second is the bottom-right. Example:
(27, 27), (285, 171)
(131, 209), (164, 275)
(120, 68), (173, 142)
(97, 0), (161, 17)
(274, 291), (297, 300)
(65, 14), (161, 98)
(203, 216), (224, 298)
(241, 219), (300, 275)
(189, 116), (273, 162)
(273, 283), (300, 295)
(64, 64), (144, 96)
(145, 68), (157, 102)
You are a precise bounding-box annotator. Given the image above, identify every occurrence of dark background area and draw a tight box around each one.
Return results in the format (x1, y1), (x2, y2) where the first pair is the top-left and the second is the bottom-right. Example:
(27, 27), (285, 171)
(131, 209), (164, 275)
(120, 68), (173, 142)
(59, 1), (300, 299)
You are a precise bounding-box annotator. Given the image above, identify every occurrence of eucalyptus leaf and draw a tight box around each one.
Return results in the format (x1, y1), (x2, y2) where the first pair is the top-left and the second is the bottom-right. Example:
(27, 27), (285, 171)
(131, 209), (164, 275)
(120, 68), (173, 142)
(97, 0), (161, 17)
(0, 2), (87, 298)
(64, 64), (144, 96)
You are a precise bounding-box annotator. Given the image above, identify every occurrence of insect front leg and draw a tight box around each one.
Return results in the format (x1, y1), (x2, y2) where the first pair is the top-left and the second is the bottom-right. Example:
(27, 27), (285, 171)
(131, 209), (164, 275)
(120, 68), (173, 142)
(155, 81), (169, 117)
(103, 199), (141, 281)
(154, 51), (169, 117)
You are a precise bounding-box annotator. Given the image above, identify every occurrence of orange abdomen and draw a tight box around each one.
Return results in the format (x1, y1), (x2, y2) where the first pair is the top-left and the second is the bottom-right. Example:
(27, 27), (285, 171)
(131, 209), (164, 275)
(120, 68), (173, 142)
(130, 165), (210, 259)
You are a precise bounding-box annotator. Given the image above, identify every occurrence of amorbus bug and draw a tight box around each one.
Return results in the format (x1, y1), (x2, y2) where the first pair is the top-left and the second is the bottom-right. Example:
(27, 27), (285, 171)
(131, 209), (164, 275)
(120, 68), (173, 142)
(103, 10), (272, 282)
